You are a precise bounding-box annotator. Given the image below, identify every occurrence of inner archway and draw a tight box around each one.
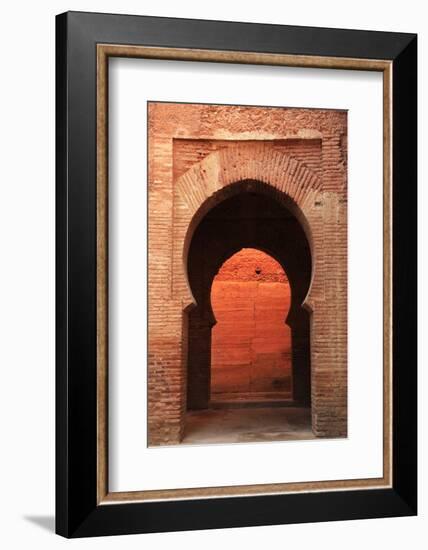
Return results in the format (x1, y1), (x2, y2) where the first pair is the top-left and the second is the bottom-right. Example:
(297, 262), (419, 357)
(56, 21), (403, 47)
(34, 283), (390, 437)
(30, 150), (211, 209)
(184, 186), (313, 443)
(211, 248), (292, 402)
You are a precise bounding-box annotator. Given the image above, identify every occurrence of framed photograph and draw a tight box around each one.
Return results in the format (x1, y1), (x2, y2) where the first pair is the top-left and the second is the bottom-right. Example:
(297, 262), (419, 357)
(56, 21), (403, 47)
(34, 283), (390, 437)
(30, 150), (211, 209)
(56, 11), (417, 537)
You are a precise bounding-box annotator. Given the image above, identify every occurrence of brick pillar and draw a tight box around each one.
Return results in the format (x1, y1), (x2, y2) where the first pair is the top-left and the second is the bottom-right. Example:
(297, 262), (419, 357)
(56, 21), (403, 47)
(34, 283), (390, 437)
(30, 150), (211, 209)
(309, 133), (347, 437)
(147, 299), (186, 445)
(288, 313), (311, 405)
(186, 310), (212, 410)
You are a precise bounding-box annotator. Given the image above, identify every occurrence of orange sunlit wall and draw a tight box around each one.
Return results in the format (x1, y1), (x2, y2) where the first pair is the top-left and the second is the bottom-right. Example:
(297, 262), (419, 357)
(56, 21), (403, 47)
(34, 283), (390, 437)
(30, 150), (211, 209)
(210, 248), (292, 398)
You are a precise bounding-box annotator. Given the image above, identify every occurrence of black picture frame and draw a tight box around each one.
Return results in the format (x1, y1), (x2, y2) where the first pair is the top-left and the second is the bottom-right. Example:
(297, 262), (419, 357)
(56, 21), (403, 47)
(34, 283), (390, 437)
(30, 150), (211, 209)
(56, 10), (417, 538)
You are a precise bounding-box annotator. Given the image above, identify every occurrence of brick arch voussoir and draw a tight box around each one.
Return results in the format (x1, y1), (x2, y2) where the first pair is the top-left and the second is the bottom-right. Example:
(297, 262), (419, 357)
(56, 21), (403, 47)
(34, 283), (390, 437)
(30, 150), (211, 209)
(175, 144), (321, 219)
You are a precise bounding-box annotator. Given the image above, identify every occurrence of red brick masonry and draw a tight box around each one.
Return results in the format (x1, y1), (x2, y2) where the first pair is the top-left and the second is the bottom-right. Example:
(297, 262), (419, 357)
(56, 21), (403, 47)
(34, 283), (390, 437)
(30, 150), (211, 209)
(211, 249), (292, 396)
(148, 102), (348, 445)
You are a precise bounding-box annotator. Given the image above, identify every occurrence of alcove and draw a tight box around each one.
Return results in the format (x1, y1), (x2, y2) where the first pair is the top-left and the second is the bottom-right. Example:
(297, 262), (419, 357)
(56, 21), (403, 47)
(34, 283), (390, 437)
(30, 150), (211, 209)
(186, 187), (312, 413)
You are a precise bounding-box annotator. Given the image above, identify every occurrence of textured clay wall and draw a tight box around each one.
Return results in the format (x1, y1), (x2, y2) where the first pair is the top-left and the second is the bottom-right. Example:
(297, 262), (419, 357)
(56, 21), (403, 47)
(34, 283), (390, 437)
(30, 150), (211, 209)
(211, 249), (291, 396)
(148, 102), (348, 445)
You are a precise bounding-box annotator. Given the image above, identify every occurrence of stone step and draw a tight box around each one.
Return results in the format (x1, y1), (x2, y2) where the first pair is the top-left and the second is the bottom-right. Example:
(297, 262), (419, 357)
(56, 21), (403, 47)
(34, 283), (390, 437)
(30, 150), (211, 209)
(210, 391), (295, 409)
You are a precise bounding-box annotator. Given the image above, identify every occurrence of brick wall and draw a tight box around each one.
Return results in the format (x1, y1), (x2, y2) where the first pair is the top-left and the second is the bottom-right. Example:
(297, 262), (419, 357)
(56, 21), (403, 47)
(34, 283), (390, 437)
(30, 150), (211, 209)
(211, 249), (292, 396)
(148, 102), (347, 445)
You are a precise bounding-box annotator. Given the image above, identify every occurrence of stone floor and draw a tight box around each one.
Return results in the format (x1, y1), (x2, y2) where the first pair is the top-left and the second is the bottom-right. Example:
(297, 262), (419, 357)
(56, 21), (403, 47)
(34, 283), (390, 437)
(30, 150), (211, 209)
(182, 406), (314, 445)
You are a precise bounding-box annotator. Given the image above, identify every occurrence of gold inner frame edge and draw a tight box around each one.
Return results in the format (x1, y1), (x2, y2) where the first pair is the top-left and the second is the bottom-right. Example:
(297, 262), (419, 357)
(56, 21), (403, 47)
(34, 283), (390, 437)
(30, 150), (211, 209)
(96, 44), (393, 504)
